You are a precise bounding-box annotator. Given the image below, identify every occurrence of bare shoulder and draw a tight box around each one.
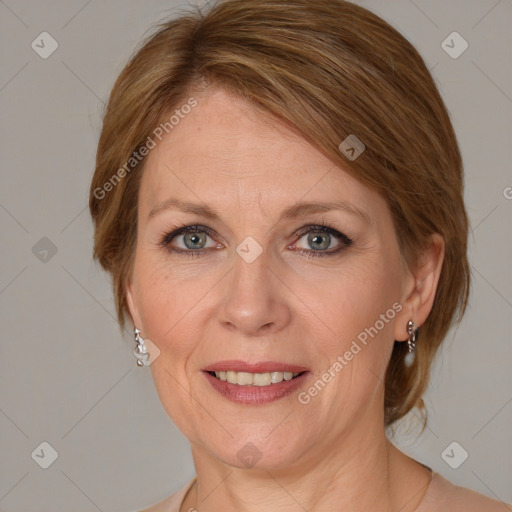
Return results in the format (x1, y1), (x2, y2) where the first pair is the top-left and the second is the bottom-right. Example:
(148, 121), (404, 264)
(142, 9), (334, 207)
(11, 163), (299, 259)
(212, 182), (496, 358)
(422, 472), (511, 512)
(138, 495), (172, 512)
(447, 485), (512, 511)
(447, 485), (511, 511)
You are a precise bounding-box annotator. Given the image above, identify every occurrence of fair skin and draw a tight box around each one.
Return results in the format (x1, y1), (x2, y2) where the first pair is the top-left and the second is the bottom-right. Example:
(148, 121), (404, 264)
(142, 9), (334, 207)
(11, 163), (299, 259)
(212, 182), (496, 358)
(126, 87), (444, 512)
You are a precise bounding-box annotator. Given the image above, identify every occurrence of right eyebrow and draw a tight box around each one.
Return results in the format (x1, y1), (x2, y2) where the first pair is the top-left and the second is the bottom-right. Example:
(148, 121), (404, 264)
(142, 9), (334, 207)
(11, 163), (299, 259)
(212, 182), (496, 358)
(148, 198), (220, 220)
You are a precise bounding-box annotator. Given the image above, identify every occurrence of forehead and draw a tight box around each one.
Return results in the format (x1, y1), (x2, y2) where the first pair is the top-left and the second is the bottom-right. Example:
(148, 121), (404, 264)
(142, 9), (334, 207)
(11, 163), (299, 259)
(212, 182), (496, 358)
(138, 87), (384, 219)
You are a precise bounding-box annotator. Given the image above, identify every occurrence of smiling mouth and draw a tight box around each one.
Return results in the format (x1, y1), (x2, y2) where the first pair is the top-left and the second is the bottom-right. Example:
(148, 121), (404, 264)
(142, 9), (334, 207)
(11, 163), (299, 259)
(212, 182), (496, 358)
(206, 370), (306, 386)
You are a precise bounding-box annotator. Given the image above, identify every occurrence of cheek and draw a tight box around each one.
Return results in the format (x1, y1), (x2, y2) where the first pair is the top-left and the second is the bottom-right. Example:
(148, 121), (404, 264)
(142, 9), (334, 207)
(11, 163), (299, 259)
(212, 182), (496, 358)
(303, 254), (401, 397)
(132, 254), (207, 437)
(132, 249), (204, 335)
(302, 254), (400, 343)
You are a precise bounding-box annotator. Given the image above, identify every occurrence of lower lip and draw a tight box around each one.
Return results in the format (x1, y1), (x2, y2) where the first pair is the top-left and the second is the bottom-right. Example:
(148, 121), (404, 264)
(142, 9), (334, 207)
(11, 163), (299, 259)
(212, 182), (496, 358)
(202, 371), (309, 405)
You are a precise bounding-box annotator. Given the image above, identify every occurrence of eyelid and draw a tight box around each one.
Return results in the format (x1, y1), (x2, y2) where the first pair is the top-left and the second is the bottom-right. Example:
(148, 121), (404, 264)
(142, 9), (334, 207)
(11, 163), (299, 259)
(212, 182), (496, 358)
(159, 221), (353, 255)
(292, 223), (353, 246)
(160, 224), (220, 246)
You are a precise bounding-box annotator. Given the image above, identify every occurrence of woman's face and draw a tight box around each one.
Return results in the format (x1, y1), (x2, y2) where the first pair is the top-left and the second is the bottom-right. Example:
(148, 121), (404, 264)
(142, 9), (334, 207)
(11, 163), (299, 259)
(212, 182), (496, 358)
(127, 87), (415, 470)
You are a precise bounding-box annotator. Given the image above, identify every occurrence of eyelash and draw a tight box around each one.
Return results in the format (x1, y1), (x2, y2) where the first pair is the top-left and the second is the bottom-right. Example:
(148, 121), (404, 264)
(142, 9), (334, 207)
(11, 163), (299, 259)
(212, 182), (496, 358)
(158, 221), (353, 259)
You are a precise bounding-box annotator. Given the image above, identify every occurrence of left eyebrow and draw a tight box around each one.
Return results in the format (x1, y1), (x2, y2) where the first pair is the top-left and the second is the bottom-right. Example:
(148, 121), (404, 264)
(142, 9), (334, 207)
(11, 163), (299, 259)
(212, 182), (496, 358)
(148, 198), (373, 225)
(279, 200), (373, 225)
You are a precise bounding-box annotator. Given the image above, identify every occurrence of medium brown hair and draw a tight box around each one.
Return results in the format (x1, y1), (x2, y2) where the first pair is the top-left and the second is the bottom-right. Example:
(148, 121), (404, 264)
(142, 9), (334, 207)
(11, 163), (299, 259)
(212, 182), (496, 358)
(89, 0), (470, 426)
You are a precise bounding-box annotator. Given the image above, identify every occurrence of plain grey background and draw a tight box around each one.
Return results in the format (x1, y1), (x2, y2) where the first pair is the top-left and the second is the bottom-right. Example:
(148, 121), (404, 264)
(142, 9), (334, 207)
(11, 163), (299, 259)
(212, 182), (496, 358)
(0, 0), (511, 510)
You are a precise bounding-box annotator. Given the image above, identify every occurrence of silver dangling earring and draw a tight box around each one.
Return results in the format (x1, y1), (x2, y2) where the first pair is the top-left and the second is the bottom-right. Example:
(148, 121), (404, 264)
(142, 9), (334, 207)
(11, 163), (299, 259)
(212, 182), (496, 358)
(134, 328), (150, 367)
(407, 320), (418, 352)
(404, 320), (418, 367)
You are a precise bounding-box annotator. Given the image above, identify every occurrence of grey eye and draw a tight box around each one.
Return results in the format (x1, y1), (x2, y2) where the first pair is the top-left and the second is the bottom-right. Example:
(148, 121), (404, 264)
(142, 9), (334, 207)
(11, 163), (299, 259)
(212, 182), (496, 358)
(183, 232), (208, 249)
(306, 232), (332, 251)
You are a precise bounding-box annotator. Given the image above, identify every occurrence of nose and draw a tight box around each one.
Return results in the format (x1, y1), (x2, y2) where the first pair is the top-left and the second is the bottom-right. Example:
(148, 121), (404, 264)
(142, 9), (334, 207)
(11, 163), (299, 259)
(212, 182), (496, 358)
(217, 248), (292, 336)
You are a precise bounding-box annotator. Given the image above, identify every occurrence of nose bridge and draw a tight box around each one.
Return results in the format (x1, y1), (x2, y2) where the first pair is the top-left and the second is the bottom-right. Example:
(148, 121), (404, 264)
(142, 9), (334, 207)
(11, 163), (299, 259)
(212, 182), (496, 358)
(218, 242), (290, 334)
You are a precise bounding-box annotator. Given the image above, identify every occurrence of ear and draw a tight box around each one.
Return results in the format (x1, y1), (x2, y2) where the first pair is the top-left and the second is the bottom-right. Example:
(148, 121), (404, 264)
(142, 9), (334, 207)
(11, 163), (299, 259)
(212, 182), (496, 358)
(394, 233), (445, 342)
(125, 278), (143, 330)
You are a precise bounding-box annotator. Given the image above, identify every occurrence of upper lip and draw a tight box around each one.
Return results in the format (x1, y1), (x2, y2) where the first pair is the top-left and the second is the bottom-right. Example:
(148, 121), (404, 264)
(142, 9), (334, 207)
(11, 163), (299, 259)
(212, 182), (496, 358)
(202, 360), (309, 374)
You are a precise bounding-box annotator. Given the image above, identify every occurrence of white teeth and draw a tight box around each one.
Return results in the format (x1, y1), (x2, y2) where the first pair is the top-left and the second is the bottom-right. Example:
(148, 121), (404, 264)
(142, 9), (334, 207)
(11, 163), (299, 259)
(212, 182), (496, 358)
(253, 372), (272, 386)
(237, 372), (253, 385)
(211, 370), (301, 386)
(271, 372), (283, 383)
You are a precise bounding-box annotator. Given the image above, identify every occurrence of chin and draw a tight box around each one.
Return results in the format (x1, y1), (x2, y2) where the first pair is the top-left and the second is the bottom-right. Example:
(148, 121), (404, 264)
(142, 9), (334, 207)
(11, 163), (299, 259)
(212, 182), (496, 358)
(206, 430), (307, 471)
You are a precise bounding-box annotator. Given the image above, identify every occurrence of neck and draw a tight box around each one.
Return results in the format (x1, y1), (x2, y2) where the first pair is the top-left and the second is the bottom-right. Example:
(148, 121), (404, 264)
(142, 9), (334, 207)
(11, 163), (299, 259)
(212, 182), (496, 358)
(184, 421), (430, 512)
